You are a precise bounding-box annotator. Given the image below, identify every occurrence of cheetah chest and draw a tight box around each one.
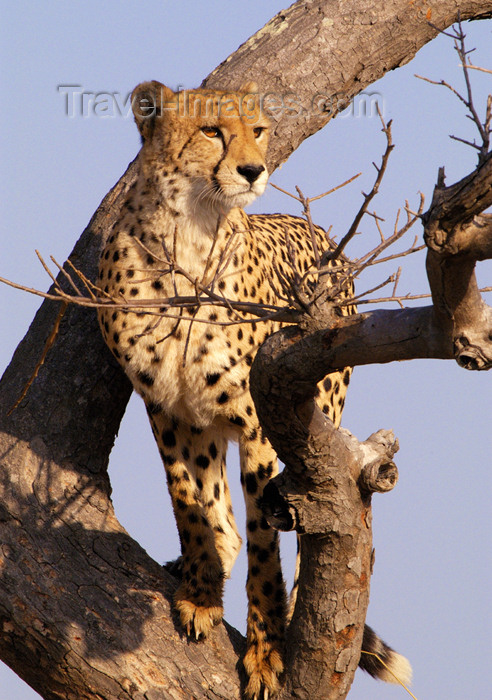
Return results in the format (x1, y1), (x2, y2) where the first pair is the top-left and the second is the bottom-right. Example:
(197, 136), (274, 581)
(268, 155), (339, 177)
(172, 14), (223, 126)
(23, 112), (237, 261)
(99, 234), (263, 428)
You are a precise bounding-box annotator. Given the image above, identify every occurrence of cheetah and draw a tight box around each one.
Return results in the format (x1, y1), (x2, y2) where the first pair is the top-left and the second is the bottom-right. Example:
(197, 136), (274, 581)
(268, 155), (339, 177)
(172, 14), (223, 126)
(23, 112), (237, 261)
(98, 80), (411, 697)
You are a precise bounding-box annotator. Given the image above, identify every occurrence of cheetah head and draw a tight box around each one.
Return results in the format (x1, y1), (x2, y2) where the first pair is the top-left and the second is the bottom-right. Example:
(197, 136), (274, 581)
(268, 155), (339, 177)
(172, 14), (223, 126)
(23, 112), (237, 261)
(131, 80), (270, 215)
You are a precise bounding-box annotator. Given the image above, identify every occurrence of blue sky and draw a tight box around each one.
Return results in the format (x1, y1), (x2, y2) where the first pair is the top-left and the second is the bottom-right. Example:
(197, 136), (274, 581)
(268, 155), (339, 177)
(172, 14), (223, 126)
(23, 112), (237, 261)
(1, 3), (491, 699)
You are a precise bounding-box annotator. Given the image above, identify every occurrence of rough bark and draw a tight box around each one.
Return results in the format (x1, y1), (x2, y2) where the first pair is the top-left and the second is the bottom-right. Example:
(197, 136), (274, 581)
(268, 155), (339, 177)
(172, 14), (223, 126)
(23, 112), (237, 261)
(0, 164), (245, 700)
(250, 144), (492, 700)
(1, 1), (491, 699)
(204, 0), (492, 170)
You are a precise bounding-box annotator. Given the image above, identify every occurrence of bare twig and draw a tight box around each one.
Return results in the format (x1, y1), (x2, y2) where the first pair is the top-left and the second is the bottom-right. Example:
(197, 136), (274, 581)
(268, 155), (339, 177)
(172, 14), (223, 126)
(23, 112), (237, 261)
(49, 256), (83, 297)
(323, 110), (394, 263)
(36, 250), (63, 294)
(66, 259), (99, 301)
(296, 186), (320, 267)
(392, 267), (402, 298)
(328, 194), (425, 302)
(467, 65), (492, 76)
(308, 173), (362, 201)
(7, 301), (68, 415)
(269, 172), (361, 203)
(416, 18), (491, 163)
(348, 274), (396, 304)
(359, 652), (418, 699)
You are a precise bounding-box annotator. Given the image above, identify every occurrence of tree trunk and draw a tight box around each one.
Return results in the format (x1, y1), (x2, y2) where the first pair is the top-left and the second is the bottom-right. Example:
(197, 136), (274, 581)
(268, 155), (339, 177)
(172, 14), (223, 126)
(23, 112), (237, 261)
(1, 1), (491, 698)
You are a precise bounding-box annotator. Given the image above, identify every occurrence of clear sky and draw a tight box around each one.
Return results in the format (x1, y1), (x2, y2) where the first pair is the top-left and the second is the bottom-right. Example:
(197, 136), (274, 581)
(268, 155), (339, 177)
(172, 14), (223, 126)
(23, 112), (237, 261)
(1, 2), (491, 699)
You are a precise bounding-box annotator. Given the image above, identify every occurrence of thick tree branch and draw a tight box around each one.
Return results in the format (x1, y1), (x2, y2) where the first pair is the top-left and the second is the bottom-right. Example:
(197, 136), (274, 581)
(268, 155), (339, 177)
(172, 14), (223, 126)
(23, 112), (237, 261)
(1, 2), (492, 698)
(250, 353), (401, 699)
(249, 88), (492, 699)
(424, 154), (492, 370)
(423, 152), (492, 254)
(204, 0), (492, 170)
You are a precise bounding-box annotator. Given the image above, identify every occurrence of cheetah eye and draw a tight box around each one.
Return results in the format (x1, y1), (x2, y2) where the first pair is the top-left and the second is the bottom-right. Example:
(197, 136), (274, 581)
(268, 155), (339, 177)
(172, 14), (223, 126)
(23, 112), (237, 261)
(201, 126), (222, 139)
(253, 127), (265, 139)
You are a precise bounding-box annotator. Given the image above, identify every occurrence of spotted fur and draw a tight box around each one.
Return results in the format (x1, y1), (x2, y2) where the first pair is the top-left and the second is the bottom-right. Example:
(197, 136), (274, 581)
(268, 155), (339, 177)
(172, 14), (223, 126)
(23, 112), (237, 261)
(98, 81), (411, 697)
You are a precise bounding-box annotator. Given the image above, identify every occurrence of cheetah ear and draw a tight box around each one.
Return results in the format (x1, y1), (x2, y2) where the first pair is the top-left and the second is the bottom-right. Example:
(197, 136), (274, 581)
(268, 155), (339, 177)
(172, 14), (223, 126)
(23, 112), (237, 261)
(131, 81), (175, 141)
(239, 81), (258, 94)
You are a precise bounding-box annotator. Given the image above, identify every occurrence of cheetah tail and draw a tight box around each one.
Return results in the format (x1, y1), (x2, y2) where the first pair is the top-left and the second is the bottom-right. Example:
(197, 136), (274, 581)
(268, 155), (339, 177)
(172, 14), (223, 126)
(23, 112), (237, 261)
(359, 624), (413, 686)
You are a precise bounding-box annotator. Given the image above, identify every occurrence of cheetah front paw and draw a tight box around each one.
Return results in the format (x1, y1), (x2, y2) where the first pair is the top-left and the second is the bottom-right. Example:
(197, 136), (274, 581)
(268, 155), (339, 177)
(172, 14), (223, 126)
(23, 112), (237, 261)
(243, 644), (284, 699)
(174, 583), (223, 639)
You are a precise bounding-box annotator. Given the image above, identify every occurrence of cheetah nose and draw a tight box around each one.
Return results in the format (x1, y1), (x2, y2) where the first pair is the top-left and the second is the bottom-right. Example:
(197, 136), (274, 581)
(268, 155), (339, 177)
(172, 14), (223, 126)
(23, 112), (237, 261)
(237, 164), (265, 184)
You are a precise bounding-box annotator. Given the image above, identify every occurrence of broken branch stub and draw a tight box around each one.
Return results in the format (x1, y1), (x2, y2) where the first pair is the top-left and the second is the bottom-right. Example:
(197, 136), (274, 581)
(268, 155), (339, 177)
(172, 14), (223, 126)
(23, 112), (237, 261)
(250, 377), (401, 700)
(422, 154), (492, 256)
(248, 308), (402, 698)
(422, 157), (492, 372)
(357, 429), (400, 495)
(258, 407), (400, 536)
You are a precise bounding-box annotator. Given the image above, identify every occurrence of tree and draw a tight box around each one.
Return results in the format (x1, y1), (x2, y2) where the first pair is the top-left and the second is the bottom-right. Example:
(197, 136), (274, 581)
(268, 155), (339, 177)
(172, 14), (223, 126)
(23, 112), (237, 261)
(0, 1), (491, 699)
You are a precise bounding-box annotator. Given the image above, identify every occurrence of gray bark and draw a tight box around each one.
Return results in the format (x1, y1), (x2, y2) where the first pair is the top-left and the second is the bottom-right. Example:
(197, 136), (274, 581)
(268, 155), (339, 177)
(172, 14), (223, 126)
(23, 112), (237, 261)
(1, 1), (491, 698)
(250, 151), (492, 700)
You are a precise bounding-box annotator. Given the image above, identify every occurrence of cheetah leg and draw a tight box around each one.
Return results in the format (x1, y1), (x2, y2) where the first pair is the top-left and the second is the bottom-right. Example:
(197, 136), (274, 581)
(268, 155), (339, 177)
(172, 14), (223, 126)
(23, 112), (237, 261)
(148, 410), (242, 639)
(239, 369), (352, 694)
(239, 426), (287, 700)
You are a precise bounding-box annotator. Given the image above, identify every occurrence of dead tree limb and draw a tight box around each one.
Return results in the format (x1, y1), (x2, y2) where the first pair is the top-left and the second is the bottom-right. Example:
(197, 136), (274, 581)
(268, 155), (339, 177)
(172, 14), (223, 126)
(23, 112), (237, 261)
(250, 132), (492, 700)
(1, 2), (492, 698)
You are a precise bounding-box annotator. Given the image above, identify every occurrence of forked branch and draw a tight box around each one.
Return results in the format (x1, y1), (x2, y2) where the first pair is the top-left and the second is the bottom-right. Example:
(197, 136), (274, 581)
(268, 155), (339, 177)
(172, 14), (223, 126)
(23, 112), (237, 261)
(249, 34), (491, 700)
(417, 17), (491, 163)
